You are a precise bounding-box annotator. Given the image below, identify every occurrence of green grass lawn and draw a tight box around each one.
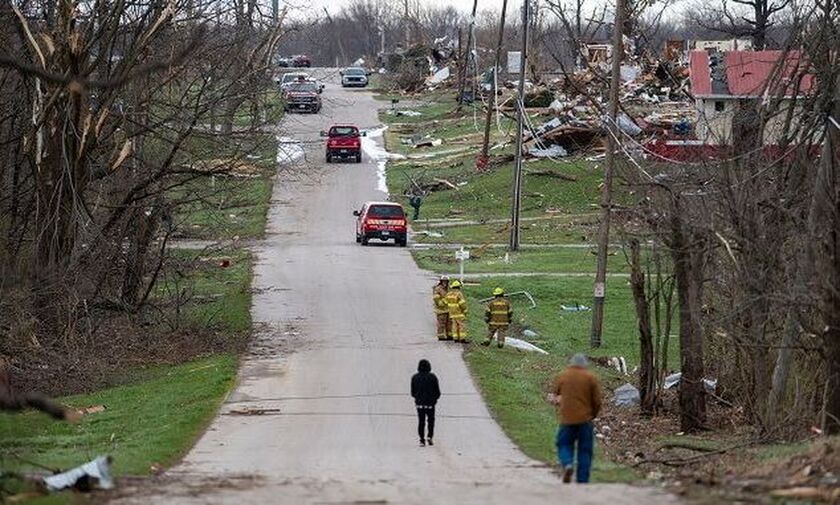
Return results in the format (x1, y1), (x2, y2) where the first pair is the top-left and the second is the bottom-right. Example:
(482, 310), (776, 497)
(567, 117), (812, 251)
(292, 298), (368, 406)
(457, 276), (677, 482)
(158, 248), (254, 334)
(0, 355), (238, 502)
(1, 250), (253, 502)
(388, 157), (602, 222)
(410, 218), (600, 245)
(413, 246), (632, 274)
(173, 176), (274, 240)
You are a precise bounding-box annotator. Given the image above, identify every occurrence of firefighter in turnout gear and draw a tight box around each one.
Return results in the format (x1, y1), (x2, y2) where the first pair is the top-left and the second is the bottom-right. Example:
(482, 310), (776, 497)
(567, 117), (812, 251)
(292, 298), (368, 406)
(445, 280), (468, 342)
(483, 287), (512, 348)
(433, 276), (451, 340)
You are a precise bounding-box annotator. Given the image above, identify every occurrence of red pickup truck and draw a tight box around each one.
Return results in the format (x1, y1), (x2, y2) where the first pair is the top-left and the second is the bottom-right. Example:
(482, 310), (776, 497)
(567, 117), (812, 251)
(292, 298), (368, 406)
(354, 201), (408, 247)
(321, 125), (365, 163)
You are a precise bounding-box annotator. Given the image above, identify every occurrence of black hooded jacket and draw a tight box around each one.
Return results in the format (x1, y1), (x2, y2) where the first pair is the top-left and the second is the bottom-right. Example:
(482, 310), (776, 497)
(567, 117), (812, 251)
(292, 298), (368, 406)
(411, 360), (441, 406)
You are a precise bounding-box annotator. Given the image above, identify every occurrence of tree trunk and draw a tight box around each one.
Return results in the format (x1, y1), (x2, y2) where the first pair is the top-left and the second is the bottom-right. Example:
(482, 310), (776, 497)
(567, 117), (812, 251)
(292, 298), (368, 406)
(669, 197), (707, 432)
(766, 313), (798, 431)
(808, 65), (840, 435)
(630, 239), (656, 415)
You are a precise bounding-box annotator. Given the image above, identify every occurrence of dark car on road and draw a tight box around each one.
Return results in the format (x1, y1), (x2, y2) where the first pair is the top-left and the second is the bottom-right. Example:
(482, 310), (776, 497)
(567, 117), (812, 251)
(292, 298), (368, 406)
(354, 201), (408, 247)
(291, 54), (312, 67)
(322, 125), (365, 163)
(283, 81), (322, 113)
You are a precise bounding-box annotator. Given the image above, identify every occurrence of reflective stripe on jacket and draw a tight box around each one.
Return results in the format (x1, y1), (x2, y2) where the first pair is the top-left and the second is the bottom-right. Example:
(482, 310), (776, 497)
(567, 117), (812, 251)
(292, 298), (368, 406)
(485, 298), (512, 327)
(445, 290), (467, 319)
(433, 285), (449, 314)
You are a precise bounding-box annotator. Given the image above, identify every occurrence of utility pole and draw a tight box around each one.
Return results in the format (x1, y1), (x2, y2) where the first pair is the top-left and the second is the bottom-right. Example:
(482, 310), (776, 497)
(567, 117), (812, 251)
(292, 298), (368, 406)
(457, 0), (480, 107)
(480, 0), (508, 163)
(590, 0), (625, 348)
(509, 0), (529, 251)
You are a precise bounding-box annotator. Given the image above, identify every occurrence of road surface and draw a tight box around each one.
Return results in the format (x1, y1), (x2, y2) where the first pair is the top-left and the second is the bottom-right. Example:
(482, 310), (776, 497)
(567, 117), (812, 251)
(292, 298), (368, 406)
(115, 70), (679, 504)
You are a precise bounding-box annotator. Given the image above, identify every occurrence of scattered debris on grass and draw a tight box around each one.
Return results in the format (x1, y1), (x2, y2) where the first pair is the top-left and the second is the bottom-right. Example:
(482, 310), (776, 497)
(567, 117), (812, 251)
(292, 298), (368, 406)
(44, 456), (114, 492)
(506, 337), (549, 354)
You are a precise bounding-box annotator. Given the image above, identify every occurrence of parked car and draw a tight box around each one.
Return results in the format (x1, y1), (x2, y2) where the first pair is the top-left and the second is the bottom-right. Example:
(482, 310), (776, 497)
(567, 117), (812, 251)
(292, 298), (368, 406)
(291, 54), (312, 67)
(354, 202), (408, 247)
(280, 72), (310, 91)
(276, 57), (292, 68)
(283, 81), (322, 113)
(321, 125), (365, 163)
(305, 78), (325, 93)
(340, 67), (369, 87)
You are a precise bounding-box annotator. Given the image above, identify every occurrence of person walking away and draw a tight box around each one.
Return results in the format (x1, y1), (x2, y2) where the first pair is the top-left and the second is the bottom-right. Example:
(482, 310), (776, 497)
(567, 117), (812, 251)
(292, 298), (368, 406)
(483, 287), (512, 348)
(432, 276), (451, 341)
(411, 359), (441, 447)
(445, 280), (468, 343)
(547, 353), (602, 483)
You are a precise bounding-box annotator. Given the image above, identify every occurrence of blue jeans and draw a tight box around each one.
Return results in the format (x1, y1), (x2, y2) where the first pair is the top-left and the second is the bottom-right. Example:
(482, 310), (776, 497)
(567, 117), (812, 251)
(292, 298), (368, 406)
(555, 422), (594, 483)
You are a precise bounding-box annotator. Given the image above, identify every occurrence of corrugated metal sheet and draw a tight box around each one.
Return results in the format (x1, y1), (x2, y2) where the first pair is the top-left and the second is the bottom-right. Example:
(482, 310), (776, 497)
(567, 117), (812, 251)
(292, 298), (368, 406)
(689, 51), (711, 96)
(690, 50), (814, 97)
(725, 50), (814, 96)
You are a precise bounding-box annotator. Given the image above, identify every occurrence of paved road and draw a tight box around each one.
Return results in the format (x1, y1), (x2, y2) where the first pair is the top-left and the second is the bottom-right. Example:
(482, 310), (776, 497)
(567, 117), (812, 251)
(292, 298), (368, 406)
(116, 70), (678, 505)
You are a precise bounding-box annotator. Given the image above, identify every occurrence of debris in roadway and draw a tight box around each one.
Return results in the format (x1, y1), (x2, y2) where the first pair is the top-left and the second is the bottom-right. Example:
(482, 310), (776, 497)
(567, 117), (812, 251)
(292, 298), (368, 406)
(44, 456), (114, 492)
(226, 407), (283, 416)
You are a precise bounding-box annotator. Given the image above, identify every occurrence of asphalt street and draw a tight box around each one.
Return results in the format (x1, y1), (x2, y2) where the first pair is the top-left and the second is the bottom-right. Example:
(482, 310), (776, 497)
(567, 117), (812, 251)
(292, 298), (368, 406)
(114, 69), (680, 505)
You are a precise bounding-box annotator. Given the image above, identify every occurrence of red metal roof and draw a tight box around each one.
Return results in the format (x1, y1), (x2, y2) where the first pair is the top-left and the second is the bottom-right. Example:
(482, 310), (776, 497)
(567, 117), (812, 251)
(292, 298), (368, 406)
(689, 51), (712, 96)
(689, 50), (814, 97)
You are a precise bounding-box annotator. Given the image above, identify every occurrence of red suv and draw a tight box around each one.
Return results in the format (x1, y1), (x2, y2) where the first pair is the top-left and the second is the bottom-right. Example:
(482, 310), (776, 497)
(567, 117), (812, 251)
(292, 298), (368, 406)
(354, 201), (408, 247)
(322, 125), (365, 163)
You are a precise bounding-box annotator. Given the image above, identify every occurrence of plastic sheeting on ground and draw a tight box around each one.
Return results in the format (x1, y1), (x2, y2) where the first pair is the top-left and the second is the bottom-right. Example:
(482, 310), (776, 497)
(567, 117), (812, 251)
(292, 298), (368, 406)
(614, 383), (640, 407)
(528, 144), (568, 158)
(505, 337), (548, 354)
(44, 455), (114, 492)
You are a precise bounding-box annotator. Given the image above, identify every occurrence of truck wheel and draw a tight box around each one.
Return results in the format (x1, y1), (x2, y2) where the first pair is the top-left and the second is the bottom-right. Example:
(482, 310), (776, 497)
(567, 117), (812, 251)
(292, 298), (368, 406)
(398, 237), (407, 247)
(361, 235), (369, 246)
(355, 153), (362, 163)
(355, 233), (361, 243)
(326, 153), (331, 163)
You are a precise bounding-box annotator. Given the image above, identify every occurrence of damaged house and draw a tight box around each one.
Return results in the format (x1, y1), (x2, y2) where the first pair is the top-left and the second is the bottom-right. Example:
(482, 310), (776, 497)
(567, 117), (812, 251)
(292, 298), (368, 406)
(689, 50), (815, 145)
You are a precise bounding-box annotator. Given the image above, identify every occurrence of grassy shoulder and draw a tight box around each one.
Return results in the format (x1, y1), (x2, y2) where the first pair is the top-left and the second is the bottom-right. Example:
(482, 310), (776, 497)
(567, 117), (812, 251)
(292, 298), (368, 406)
(0, 355), (237, 476)
(0, 249), (253, 502)
(458, 276), (661, 483)
(171, 131), (277, 240)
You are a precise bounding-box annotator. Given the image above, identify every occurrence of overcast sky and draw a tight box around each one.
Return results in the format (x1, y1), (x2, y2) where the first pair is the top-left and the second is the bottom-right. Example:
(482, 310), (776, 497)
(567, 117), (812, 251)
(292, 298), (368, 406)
(283, 0), (520, 18)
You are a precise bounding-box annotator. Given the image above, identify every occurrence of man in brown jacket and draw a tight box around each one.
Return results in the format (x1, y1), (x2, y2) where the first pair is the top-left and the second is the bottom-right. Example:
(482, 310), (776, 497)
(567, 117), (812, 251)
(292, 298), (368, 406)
(547, 353), (602, 483)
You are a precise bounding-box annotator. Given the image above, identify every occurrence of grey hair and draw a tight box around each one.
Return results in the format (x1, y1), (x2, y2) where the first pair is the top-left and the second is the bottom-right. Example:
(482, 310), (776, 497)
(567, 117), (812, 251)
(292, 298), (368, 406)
(569, 353), (589, 367)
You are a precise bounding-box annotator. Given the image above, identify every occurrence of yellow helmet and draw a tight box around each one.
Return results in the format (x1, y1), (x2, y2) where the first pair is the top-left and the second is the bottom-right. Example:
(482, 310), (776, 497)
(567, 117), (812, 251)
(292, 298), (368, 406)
(493, 287), (504, 296)
(450, 280), (462, 288)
